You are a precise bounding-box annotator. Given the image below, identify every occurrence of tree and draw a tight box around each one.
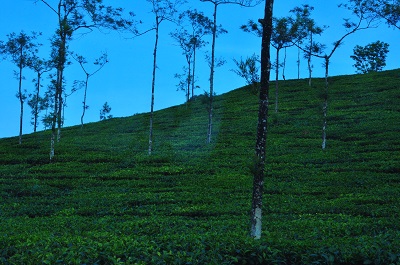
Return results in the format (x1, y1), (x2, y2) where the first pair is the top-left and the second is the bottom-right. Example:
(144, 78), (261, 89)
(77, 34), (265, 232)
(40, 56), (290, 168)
(183, 10), (214, 99)
(28, 55), (52, 133)
(231, 53), (260, 94)
(200, 0), (262, 144)
(100, 102), (113, 121)
(36, 0), (133, 160)
(290, 5), (325, 87)
(171, 27), (194, 102)
(250, 0), (274, 240)
(0, 31), (41, 144)
(71, 52), (108, 127)
(349, 0), (400, 29)
(379, 0), (400, 28)
(134, 0), (186, 155)
(270, 17), (297, 112)
(241, 16), (297, 112)
(171, 10), (214, 102)
(294, 2), (379, 150)
(350, 41), (390, 73)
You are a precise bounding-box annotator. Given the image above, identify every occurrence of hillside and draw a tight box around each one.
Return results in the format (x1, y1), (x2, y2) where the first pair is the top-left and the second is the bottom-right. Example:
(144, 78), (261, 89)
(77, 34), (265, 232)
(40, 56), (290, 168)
(0, 69), (399, 264)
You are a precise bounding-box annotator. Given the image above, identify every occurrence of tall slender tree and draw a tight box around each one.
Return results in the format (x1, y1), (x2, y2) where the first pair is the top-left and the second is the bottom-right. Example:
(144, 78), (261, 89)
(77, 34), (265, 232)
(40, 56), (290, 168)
(172, 10), (214, 101)
(241, 17), (297, 112)
(71, 52), (108, 127)
(270, 17), (296, 112)
(290, 5), (325, 87)
(28, 55), (52, 133)
(185, 10), (214, 98)
(200, 0), (262, 144)
(250, 0), (274, 240)
(294, 2), (379, 150)
(171, 28), (194, 102)
(134, 0), (186, 155)
(0, 31), (41, 144)
(36, 0), (133, 160)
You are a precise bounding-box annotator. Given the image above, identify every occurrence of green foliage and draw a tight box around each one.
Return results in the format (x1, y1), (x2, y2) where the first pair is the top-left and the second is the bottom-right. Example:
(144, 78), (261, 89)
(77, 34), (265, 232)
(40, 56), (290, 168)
(350, 41), (390, 74)
(0, 70), (399, 264)
(232, 53), (260, 94)
(99, 101), (113, 121)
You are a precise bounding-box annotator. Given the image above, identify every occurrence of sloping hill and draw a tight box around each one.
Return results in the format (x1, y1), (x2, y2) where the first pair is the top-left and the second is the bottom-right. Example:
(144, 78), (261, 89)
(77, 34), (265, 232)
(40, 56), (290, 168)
(0, 70), (399, 264)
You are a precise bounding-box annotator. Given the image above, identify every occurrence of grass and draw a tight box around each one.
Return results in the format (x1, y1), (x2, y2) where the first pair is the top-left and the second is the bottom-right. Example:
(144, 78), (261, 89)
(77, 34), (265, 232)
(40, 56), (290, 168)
(0, 69), (399, 264)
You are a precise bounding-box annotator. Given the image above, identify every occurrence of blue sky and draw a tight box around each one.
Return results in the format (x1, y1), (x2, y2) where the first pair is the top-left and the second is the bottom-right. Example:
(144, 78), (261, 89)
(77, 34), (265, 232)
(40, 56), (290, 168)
(0, 0), (398, 139)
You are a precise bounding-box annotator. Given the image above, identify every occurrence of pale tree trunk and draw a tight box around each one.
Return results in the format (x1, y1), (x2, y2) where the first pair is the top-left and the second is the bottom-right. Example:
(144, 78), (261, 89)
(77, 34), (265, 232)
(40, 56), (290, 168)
(18, 66), (24, 145)
(187, 55), (191, 102)
(207, 3), (217, 144)
(50, 69), (61, 161)
(274, 47), (279, 113)
(57, 87), (63, 142)
(297, 43), (300, 79)
(282, 47), (286, 80)
(33, 72), (41, 133)
(308, 33), (313, 87)
(56, 34), (65, 143)
(81, 73), (89, 128)
(192, 44), (196, 98)
(148, 18), (159, 155)
(322, 56), (329, 150)
(250, 0), (273, 240)
(50, 30), (66, 161)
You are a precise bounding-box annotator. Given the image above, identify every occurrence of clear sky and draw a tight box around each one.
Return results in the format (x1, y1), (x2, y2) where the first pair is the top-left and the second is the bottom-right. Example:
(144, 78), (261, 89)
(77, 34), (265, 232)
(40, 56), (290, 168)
(0, 0), (398, 139)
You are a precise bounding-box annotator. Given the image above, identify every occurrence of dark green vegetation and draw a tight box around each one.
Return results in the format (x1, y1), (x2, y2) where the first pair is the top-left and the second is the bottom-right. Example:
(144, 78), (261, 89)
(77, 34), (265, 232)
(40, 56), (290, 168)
(1, 70), (399, 264)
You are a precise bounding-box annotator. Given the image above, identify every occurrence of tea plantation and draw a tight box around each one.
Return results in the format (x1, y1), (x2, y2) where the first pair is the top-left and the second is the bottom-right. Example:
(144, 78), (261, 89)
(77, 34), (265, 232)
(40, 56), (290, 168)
(0, 70), (399, 264)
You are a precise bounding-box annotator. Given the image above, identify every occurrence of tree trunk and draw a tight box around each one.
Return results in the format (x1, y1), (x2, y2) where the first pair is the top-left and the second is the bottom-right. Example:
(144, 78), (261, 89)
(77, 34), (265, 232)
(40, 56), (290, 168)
(192, 44), (196, 99)
(207, 3), (217, 144)
(322, 57), (329, 150)
(282, 47), (287, 80)
(57, 87), (63, 142)
(81, 73), (89, 128)
(308, 33), (313, 87)
(297, 44), (300, 79)
(50, 25), (66, 160)
(250, 0), (274, 240)
(18, 66), (23, 145)
(149, 19), (159, 155)
(33, 72), (41, 133)
(274, 47), (279, 113)
(187, 55), (191, 102)
(50, 69), (60, 161)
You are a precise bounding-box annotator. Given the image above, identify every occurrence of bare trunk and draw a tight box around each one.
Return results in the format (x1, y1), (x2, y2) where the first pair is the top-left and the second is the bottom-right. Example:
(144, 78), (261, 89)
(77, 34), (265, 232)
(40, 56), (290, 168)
(50, 17), (66, 160)
(297, 44), (300, 79)
(149, 20), (159, 155)
(50, 70), (60, 161)
(308, 33), (312, 87)
(187, 56), (191, 102)
(18, 65), (23, 145)
(282, 47), (287, 80)
(250, 0), (273, 240)
(50, 132), (55, 160)
(33, 72), (41, 133)
(274, 47), (279, 113)
(192, 45), (196, 99)
(81, 74), (89, 128)
(57, 88), (62, 142)
(207, 3), (217, 144)
(322, 57), (329, 150)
